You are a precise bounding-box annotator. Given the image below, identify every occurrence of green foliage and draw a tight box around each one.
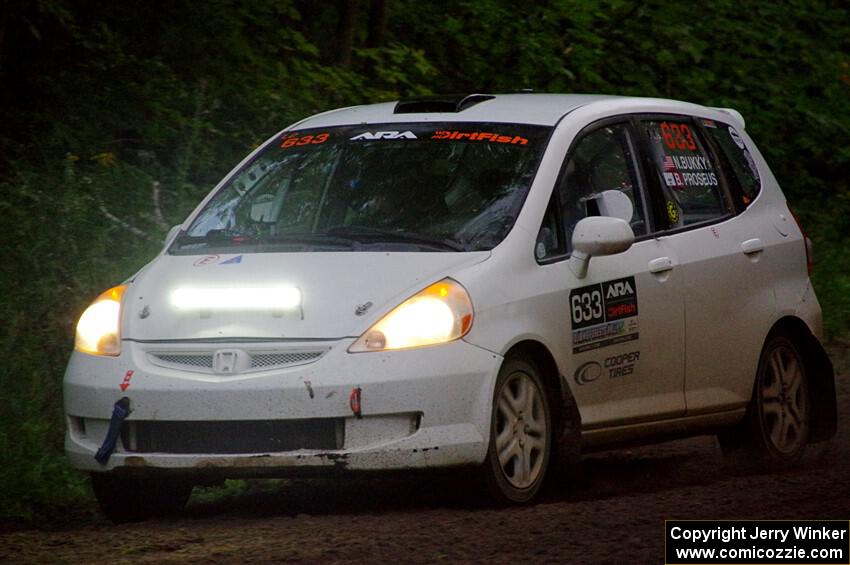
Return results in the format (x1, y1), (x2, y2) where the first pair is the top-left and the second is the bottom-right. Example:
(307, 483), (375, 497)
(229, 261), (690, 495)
(1, 0), (848, 521)
(808, 222), (850, 339)
(0, 160), (160, 520)
(191, 480), (251, 505)
(0, 419), (89, 520)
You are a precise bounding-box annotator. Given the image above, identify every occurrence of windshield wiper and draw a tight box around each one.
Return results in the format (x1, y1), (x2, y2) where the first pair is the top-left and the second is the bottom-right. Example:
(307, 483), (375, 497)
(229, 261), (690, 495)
(171, 228), (465, 253)
(173, 229), (256, 246)
(326, 225), (466, 252)
(171, 231), (358, 252)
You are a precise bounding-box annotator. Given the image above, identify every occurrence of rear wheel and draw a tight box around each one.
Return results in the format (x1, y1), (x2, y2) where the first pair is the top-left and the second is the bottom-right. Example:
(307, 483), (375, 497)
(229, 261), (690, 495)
(720, 334), (809, 464)
(91, 474), (193, 523)
(482, 357), (551, 504)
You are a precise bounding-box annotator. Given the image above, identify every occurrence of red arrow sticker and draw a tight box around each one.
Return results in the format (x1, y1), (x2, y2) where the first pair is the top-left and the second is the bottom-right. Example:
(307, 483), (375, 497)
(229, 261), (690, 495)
(120, 370), (134, 391)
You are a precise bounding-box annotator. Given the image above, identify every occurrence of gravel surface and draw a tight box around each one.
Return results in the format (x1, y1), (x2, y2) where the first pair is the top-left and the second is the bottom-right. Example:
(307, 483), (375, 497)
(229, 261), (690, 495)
(3, 344), (848, 564)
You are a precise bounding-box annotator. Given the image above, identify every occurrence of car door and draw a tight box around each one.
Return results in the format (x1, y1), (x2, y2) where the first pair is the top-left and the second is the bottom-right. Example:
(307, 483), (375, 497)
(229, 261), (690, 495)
(634, 116), (776, 415)
(536, 119), (686, 428)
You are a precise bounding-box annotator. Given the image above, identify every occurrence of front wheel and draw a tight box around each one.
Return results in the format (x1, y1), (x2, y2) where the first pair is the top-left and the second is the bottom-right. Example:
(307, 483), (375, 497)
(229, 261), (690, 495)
(482, 357), (551, 504)
(720, 334), (810, 464)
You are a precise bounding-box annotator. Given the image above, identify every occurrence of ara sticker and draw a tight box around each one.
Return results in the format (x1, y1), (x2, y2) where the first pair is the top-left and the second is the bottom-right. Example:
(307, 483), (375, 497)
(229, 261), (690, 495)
(666, 201), (680, 224)
(570, 277), (639, 353)
(702, 119), (717, 128)
(349, 131), (417, 141)
(193, 254), (220, 267)
(119, 370), (134, 391)
(220, 255), (243, 265)
(729, 126), (745, 149)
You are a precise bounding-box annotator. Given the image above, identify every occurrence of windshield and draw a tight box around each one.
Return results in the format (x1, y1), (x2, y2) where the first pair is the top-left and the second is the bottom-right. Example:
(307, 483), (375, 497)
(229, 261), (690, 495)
(172, 122), (551, 254)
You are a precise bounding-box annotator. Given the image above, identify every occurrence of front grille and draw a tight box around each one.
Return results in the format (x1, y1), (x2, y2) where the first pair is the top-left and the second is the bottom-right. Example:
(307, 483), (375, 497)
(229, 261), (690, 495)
(251, 352), (323, 368)
(123, 419), (344, 454)
(148, 349), (327, 374)
(152, 353), (214, 369)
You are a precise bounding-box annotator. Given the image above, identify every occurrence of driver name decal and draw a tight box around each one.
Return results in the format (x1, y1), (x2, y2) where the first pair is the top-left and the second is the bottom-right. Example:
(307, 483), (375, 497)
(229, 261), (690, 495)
(570, 276), (639, 353)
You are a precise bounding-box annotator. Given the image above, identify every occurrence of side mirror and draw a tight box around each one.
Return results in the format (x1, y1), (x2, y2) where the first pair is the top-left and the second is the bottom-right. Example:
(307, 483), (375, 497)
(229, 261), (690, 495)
(568, 216), (635, 278)
(165, 224), (182, 246)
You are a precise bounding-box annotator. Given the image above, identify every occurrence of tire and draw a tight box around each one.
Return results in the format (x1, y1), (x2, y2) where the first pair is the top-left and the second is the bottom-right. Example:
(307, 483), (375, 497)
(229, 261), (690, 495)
(482, 357), (552, 504)
(720, 334), (810, 464)
(91, 474), (193, 523)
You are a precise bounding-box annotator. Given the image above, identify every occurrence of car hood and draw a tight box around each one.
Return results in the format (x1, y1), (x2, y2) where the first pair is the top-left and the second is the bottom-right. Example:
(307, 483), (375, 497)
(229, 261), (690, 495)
(122, 251), (490, 341)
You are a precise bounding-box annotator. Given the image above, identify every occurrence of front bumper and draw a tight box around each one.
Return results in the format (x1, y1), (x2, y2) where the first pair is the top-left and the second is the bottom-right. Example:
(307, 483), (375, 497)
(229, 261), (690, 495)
(64, 338), (501, 474)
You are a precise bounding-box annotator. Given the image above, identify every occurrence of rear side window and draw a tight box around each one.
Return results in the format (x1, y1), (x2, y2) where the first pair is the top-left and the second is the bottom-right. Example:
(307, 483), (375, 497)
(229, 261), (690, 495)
(702, 119), (761, 205)
(640, 119), (729, 227)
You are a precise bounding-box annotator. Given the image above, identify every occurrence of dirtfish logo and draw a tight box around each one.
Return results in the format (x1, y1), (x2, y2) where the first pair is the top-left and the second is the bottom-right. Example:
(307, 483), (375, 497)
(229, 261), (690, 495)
(350, 131), (417, 140)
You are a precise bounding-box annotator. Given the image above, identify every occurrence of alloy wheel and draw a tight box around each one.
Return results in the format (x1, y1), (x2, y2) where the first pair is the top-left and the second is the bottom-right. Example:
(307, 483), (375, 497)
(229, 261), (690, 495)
(760, 344), (808, 455)
(494, 371), (548, 489)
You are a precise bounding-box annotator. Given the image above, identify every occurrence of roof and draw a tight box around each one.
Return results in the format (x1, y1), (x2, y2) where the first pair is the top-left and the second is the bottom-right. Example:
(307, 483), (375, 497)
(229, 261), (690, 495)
(290, 93), (736, 129)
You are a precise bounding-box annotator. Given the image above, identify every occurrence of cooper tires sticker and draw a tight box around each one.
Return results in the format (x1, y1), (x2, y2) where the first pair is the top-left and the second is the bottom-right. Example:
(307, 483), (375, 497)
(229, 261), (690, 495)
(574, 351), (641, 384)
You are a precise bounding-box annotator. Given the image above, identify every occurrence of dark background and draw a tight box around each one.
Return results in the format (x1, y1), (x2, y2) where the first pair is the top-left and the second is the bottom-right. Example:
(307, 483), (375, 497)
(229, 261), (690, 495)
(1, 0), (848, 521)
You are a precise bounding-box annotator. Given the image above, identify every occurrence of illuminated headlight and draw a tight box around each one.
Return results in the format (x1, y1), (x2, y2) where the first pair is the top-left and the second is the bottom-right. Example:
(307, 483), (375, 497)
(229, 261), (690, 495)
(349, 279), (473, 352)
(170, 286), (302, 311)
(75, 285), (127, 356)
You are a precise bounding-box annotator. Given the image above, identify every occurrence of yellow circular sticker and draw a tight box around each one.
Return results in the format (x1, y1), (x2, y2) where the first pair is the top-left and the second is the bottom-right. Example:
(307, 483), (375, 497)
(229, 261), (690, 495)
(666, 201), (680, 224)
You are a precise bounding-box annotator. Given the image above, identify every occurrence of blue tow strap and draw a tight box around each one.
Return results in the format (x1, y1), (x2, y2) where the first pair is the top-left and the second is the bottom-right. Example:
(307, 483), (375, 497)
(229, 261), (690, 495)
(94, 397), (131, 464)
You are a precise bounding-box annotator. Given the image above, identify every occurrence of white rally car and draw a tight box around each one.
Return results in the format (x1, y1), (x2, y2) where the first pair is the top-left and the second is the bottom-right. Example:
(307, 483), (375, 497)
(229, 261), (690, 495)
(65, 94), (837, 522)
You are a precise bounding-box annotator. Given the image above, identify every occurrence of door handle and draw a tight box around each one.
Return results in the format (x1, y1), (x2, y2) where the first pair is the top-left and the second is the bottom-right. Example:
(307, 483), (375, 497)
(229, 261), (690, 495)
(741, 238), (764, 255)
(649, 256), (674, 274)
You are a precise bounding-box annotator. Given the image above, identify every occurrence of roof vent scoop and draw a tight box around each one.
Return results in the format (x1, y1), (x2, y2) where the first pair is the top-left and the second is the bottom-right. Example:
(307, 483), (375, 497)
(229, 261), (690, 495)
(393, 94), (495, 114)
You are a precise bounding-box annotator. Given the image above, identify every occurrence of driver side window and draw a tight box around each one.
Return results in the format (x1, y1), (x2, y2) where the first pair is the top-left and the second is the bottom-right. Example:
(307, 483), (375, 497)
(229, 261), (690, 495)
(560, 123), (647, 253)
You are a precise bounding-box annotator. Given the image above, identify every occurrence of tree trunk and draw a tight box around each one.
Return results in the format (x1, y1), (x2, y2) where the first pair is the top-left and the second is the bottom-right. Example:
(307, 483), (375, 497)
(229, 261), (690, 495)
(366, 0), (387, 48)
(0, 9), (8, 73)
(335, 0), (355, 67)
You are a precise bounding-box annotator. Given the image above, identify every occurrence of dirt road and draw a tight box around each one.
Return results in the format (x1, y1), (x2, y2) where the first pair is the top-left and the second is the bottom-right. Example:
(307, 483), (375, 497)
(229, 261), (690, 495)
(3, 344), (849, 564)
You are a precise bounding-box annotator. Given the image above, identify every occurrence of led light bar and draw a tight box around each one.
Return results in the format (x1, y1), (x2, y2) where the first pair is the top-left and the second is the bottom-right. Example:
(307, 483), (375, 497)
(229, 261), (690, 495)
(170, 286), (301, 311)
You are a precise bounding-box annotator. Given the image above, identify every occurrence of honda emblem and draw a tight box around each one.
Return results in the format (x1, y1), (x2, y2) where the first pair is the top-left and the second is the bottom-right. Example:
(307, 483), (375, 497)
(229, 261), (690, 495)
(213, 350), (239, 374)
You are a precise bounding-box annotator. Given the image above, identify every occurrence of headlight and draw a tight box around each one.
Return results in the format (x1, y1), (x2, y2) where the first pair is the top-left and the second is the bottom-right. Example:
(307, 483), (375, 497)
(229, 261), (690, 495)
(348, 279), (473, 352)
(75, 285), (127, 356)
